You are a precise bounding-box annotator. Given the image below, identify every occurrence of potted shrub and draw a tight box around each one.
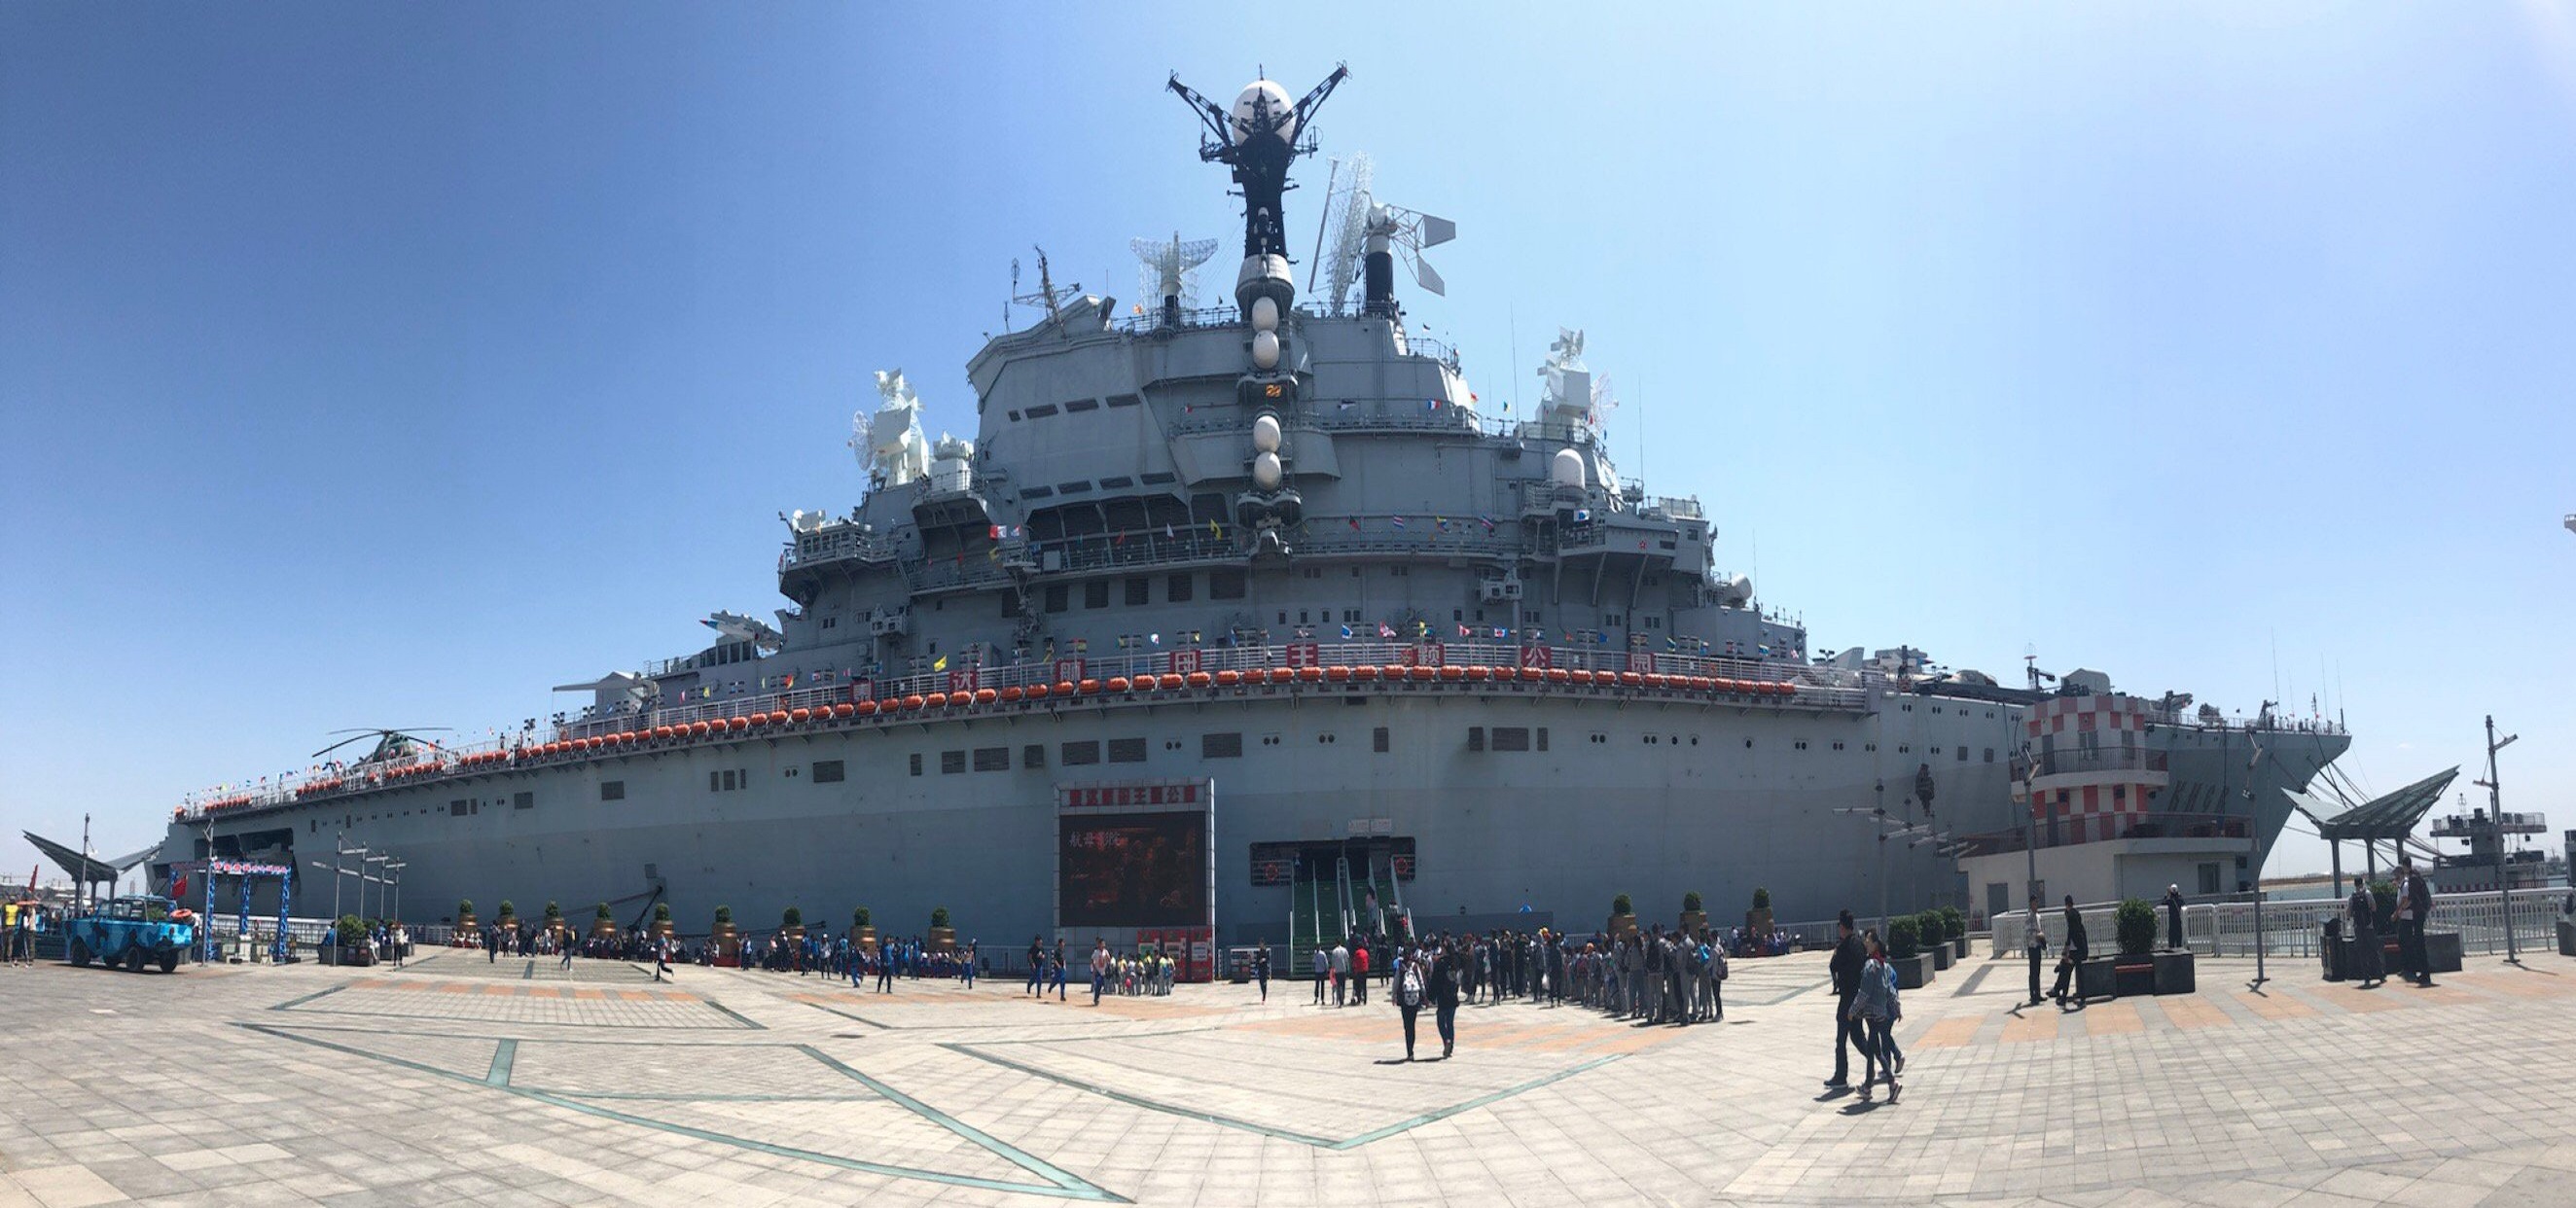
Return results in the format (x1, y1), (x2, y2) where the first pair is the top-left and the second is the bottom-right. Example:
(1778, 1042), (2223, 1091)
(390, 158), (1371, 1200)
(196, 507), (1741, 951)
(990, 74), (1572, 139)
(1939, 906), (1969, 958)
(1921, 912), (1954, 971)
(927, 906), (954, 953)
(336, 912), (372, 967)
(542, 900), (565, 939)
(1885, 915), (1934, 989)
(1744, 887), (1773, 942)
(851, 906), (877, 952)
(496, 900), (518, 928)
(590, 902), (617, 941)
(2112, 899), (2158, 997)
(1609, 894), (1638, 939)
(651, 902), (673, 940)
(455, 899), (477, 933)
(781, 906), (805, 943)
(1680, 891), (1706, 937)
(711, 905), (738, 966)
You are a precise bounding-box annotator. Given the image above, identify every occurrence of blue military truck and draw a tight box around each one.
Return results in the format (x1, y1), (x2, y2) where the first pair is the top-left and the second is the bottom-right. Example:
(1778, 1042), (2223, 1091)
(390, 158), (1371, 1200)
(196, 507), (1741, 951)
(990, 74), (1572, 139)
(65, 896), (196, 973)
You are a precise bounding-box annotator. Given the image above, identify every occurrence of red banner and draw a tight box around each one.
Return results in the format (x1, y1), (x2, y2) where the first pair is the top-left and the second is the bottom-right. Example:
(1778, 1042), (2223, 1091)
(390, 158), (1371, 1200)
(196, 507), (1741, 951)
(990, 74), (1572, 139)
(1167, 649), (1201, 675)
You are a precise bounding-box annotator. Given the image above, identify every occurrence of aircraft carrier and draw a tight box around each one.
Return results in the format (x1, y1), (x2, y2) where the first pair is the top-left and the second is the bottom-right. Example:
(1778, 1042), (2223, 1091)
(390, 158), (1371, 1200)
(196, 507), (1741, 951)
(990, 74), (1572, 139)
(158, 69), (2349, 964)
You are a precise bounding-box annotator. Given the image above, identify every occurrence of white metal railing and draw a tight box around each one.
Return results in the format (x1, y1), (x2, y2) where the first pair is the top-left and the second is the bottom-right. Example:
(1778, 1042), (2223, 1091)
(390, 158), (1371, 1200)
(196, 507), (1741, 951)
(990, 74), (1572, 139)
(1988, 889), (2568, 961)
(180, 641), (1872, 819)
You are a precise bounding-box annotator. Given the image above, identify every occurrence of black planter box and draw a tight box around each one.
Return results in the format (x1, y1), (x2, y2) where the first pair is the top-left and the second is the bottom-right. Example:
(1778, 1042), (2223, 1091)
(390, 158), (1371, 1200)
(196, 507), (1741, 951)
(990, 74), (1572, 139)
(2077, 956), (2121, 1002)
(2424, 931), (2463, 974)
(2558, 919), (2574, 959)
(1892, 952), (1934, 989)
(2152, 951), (2196, 995)
(2112, 959), (2157, 998)
(1930, 943), (1953, 971)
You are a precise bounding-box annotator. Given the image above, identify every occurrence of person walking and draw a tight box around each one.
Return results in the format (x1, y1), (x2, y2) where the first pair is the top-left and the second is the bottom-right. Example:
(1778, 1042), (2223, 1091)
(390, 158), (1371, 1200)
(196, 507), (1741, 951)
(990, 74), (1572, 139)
(1313, 945), (1329, 1005)
(1050, 939), (1068, 1001)
(2051, 896), (2090, 1007)
(1825, 911), (1864, 1089)
(652, 935), (672, 982)
(1350, 942), (1370, 1006)
(1090, 939), (1112, 1006)
(1254, 945), (1270, 1002)
(1330, 941), (1350, 1008)
(2163, 884), (2187, 951)
(2399, 862), (2436, 987)
(2345, 879), (2385, 988)
(1393, 944), (1427, 1060)
(1027, 936), (1047, 996)
(1429, 938), (1461, 1059)
(876, 942), (896, 993)
(1850, 931), (1902, 1104)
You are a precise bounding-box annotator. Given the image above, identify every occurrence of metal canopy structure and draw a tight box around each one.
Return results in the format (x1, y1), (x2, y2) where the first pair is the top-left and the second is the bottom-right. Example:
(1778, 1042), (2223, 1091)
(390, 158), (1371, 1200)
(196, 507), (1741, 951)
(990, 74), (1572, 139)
(2286, 766), (2459, 894)
(21, 832), (154, 892)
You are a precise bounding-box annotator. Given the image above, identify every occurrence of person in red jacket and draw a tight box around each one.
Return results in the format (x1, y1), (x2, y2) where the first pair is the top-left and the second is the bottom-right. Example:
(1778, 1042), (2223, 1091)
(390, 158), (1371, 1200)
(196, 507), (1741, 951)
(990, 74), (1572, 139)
(1351, 942), (1371, 1005)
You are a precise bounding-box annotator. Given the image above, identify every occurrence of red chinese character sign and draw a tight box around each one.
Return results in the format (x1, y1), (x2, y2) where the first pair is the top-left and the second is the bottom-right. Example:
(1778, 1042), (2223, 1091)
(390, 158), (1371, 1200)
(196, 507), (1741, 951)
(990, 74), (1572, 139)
(1167, 649), (1201, 675)
(1283, 642), (1322, 668)
(1054, 658), (1085, 683)
(1519, 643), (1553, 669)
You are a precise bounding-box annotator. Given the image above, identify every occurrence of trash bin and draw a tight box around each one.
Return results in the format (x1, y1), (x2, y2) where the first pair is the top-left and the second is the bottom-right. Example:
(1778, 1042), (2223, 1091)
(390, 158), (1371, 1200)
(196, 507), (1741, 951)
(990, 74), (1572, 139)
(2319, 918), (2343, 981)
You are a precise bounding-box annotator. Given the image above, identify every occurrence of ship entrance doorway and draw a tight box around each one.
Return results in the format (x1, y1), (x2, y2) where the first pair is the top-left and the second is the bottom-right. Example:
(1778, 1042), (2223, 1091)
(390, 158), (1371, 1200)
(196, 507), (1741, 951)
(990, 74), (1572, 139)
(1258, 837), (1414, 972)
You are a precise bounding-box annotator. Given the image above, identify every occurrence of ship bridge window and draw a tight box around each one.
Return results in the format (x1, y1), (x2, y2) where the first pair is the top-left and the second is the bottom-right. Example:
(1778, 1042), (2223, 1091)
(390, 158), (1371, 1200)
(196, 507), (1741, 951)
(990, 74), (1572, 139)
(1107, 393), (1141, 409)
(1020, 486), (1054, 500)
(1210, 569), (1246, 599)
(1126, 578), (1150, 606)
(1045, 585), (1069, 612)
(1085, 582), (1109, 609)
(1167, 573), (1194, 602)
(1024, 404), (1059, 419)
(1099, 476), (1134, 489)
(1064, 398), (1099, 413)
(1055, 481), (1091, 495)
(1140, 471), (1176, 485)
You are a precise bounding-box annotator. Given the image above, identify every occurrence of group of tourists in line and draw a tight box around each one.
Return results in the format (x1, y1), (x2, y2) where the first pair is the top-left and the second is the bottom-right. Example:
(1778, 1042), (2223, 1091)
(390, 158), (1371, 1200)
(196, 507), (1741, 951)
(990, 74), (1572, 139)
(1310, 925), (1732, 1026)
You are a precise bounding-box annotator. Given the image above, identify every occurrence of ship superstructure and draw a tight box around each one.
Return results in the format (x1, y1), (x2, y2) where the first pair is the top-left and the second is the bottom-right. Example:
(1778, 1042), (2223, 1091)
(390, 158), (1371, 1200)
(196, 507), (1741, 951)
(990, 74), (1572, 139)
(160, 70), (2348, 961)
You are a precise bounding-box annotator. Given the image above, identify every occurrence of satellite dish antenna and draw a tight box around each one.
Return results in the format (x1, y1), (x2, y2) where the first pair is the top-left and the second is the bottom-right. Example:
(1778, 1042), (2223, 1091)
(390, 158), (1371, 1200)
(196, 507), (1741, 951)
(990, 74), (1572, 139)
(1316, 153), (1375, 312)
(1130, 231), (1219, 327)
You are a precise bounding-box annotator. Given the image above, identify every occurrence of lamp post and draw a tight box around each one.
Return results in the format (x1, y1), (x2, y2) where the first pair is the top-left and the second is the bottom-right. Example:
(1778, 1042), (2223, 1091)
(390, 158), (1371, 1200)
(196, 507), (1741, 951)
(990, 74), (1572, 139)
(2474, 715), (2520, 965)
(2245, 739), (2270, 990)
(362, 854), (390, 923)
(384, 860), (406, 926)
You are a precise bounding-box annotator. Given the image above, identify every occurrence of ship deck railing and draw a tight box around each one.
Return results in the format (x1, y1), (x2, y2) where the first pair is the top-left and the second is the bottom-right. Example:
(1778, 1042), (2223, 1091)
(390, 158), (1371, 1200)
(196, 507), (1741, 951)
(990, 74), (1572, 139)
(1988, 887), (2567, 962)
(177, 641), (1875, 819)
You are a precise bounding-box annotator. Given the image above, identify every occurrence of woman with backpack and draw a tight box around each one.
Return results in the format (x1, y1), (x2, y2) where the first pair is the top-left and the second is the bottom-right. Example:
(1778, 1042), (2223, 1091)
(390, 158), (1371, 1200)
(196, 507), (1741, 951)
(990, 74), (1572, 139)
(1393, 943), (1428, 1060)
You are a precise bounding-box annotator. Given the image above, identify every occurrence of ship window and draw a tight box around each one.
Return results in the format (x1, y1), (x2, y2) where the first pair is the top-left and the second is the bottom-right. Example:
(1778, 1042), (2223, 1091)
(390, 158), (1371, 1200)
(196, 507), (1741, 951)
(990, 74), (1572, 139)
(1209, 569), (1247, 599)
(1126, 578), (1150, 606)
(1061, 740), (1100, 765)
(1985, 748), (1996, 763)
(1794, 741), (1807, 750)
(1898, 745), (1911, 754)
(1140, 471), (1177, 485)
(1084, 582), (1109, 609)
(449, 799), (469, 817)
(600, 781), (625, 801)
(1202, 732), (1242, 759)
(1065, 398), (1099, 413)
(1832, 741), (1844, 751)
(1901, 704), (1913, 712)
(973, 747), (1010, 772)
(1343, 609), (1359, 622)
(812, 761), (844, 784)
(1098, 476), (1134, 489)
(909, 753), (923, 776)
(1260, 734), (1280, 746)
(1374, 727), (1390, 753)
(1022, 744), (1045, 769)
(2198, 863), (2222, 895)
(1024, 404), (1058, 418)
(941, 750), (966, 774)
(1107, 737), (1147, 764)
(1167, 573), (1193, 602)
(1045, 585), (1069, 613)
(1958, 745), (1969, 762)
(2113, 784), (2127, 801)
(1866, 743), (1878, 752)
(1107, 393), (1141, 409)
(1317, 732), (1336, 743)
(1056, 480), (1091, 495)
(1007, 410), (1020, 421)
(514, 792), (534, 810)
(1467, 727), (1485, 752)
(1491, 727), (1529, 752)
(1021, 486), (1054, 500)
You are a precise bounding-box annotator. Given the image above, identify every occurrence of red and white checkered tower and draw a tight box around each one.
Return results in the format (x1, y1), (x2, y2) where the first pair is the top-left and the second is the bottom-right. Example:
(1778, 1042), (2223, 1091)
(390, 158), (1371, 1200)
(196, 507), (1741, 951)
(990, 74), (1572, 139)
(2016, 694), (2170, 843)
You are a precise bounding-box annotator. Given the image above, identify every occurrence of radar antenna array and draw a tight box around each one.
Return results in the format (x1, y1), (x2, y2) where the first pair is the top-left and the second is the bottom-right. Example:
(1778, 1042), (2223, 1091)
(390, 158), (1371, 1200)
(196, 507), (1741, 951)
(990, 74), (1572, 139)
(1130, 231), (1220, 325)
(1316, 153), (1374, 311)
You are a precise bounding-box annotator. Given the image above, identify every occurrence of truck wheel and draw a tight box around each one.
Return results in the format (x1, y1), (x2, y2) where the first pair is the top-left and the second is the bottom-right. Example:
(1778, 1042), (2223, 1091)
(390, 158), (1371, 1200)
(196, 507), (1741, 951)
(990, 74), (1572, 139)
(124, 947), (147, 972)
(159, 951), (179, 974)
(68, 940), (90, 967)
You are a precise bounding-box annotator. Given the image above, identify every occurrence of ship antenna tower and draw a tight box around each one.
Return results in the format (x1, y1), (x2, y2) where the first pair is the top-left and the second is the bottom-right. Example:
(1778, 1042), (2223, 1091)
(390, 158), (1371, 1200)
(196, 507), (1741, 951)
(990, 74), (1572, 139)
(1168, 63), (1348, 316)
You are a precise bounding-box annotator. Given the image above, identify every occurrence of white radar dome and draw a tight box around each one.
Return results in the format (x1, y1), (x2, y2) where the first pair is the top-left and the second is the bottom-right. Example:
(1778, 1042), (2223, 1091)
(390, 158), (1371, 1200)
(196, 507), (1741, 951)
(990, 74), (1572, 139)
(1250, 295), (1279, 332)
(1550, 447), (1586, 487)
(1251, 413), (1282, 452)
(1230, 80), (1298, 144)
(1251, 329), (1280, 369)
(1252, 450), (1283, 489)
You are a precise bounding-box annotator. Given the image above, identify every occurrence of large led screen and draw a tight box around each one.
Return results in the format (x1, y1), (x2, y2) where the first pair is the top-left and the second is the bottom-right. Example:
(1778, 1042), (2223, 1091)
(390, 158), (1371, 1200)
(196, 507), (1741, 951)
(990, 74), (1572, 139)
(1059, 811), (1207, 928)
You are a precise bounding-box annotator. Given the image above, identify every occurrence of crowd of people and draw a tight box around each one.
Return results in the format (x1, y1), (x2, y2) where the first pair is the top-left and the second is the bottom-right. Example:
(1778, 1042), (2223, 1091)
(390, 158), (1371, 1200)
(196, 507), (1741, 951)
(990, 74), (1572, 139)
(1308, 925), (1733, 1027)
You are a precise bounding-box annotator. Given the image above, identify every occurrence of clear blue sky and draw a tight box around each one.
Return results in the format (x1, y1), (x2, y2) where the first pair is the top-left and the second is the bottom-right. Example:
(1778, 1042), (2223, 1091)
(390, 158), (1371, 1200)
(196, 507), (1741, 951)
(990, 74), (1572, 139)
(5, 3), (2572, 885)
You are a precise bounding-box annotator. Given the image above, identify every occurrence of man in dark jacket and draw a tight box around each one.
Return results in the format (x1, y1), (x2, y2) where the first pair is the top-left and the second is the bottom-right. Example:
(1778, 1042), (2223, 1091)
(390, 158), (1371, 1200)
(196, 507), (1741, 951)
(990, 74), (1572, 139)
(2400, 863), (2436, 987)
(1429, 938), (1462, 1058)
(1825, 911), (1863, 1087)
(2051, 896), (2089, 1006)
(2163, 884), (2186, 951)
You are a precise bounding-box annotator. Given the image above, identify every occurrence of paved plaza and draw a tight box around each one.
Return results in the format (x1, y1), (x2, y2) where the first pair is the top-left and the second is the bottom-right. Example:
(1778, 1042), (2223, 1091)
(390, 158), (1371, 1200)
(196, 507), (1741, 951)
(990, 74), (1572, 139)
(2, 942), (2572, 1207)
